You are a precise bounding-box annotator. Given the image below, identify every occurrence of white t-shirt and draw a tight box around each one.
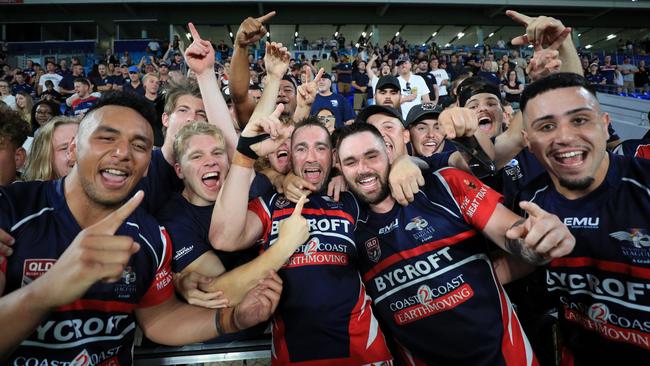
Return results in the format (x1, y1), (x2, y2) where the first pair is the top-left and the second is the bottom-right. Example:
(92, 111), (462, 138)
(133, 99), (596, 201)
(38, 73), (63, 92)
(0, 94), (16, 110)
(430, 68), (450, 96)
(398, 74), (430, 119)
(148, 41), (161, 52)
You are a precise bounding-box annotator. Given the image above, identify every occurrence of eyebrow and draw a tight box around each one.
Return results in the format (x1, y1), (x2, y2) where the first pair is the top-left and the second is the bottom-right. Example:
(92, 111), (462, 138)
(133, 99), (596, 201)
(95, 126), (152, 146)
(530, 107), (593, 125)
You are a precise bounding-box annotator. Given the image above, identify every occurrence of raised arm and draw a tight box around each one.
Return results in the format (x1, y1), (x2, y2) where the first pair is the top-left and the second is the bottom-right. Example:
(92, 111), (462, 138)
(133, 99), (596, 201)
(185, 22), (238, 160)
(231, 11), (276, 126)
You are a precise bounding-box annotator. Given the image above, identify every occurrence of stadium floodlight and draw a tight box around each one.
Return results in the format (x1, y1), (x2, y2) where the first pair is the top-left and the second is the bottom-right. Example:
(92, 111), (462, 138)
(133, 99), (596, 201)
(474, 43), (479, 47)
(488, 32), (494, 37)
(186, 32), (192, 40)
(457, 32), (464, 39)
(585, 44), (593, 49)
(606, 34), (616, 40)
(432, 32), (437, 37)
(295, 31), (298, 37)
(266, 32), (270, 37)
(395, 32), (400, 37)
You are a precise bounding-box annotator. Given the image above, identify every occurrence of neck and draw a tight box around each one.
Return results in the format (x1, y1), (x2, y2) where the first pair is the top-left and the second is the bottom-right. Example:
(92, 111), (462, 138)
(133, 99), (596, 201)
(145, 91), (157, 100)
(552, 153), (610, 200)
(64, 169), (117, 229)
(182, 187), (212, 207)
(370, 194), (396, 214)
(320, 90), (332, 96)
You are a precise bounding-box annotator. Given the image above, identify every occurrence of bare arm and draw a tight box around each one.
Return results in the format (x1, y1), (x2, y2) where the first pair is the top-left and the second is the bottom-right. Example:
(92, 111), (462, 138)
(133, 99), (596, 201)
(186, 23), (239, 160)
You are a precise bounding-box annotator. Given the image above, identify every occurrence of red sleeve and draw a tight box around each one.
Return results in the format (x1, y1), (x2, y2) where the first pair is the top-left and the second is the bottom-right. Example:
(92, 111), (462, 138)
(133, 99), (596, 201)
(248, 197), (271, 241)
(138, 227), (174, 308)
(635, 145), (650, 160)
(437, 168), (503, 230)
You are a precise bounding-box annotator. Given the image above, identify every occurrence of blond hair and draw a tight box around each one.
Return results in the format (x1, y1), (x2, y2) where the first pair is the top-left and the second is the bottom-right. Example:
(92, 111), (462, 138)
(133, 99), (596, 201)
(173, 121), (225, 164)
(24, 116), (79, 181)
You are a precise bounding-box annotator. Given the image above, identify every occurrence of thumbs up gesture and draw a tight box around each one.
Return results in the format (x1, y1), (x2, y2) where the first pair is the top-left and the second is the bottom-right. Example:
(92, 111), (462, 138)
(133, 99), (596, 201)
(34, 191), (144, 309)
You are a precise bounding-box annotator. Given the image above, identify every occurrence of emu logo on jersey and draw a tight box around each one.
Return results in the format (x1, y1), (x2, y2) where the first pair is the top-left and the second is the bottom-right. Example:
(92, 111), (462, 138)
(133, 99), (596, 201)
(304, 238), (319, 257)
(275, 197), (291, 209)
(365, 237), (381, 263)
(588, 303), (609, 324)
(379, 218), (398, 235)
(406, 217), (429, 232)
(610, 229), (650, 248)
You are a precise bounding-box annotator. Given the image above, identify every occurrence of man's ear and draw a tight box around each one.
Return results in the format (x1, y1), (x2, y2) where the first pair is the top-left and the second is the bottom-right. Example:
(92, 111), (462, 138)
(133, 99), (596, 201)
(14, 147), (26, 170)
(522, 129), (530, 149)
(173, 162), (184, 180)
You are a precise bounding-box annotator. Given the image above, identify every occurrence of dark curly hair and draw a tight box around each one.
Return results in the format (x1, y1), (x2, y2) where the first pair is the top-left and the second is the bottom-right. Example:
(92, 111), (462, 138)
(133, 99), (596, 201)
(0, 107), (30, 148)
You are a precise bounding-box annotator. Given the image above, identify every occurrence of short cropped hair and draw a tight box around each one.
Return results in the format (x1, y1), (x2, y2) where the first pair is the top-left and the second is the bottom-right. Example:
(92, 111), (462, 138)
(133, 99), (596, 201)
(173, 121), (225, 164)
(0, 108), (30, 149)
(520, 72), (597, 112)
(334, 122), (384, 152)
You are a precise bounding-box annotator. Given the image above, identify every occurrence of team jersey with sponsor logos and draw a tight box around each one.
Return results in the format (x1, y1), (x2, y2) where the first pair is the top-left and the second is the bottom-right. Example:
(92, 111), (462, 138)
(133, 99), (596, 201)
(355, 167), (537, 366)
(518, 154), (650, 365)
(248, 191), (393, 365)
(0, 179), (174, 366)
(613, 138), (650, 160)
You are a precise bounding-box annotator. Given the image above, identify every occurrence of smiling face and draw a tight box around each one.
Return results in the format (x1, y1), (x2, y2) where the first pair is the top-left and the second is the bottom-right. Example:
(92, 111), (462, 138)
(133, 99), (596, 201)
(366, 113), (409, 160)
(409, 118), (445, 157)
(523, 86), (610, 198)
(162, 95), (206, 140)
(52, 123), (79, 178)
(176, 133), (229, 206)
(338, 131), (390, 205)
(277, 79), (297, 118)
(70, 106), (153, 207)
(268, 139), (291, 175)
(464, 92), (503, 138)
(291, 125), (332, 191)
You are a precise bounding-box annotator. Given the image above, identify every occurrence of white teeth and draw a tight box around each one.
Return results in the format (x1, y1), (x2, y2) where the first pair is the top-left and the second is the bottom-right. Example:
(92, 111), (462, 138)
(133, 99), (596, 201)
(557, 151), (583, 158)
(202, 172), (219, 179)
(104, 168), (126, 176)
(359, 177), (375, 184)
(305, 169), (320, 173)
(424, 142), (437, 147)
(277, 151), (288, 158)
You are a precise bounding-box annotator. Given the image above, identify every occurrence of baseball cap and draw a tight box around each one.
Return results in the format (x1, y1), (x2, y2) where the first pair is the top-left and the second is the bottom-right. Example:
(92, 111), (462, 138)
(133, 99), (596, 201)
(376, 76), (401, 91)
(128, 66), (139, 73)
(355, 105), (406, 128)
(405, 103), (444, 128)
(159, 60), (169, 67)
(589, 62), (599, 68)
(457, 76), (501, 107)
(396, 57), (411, 66)
(321, 73), (332, 80)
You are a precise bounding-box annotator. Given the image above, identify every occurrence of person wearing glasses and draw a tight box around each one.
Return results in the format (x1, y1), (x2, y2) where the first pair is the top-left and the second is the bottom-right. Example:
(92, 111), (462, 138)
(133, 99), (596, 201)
(0, 80), (16, 110)
(396, 58), (430, 119)
(314, 107), (336, 133)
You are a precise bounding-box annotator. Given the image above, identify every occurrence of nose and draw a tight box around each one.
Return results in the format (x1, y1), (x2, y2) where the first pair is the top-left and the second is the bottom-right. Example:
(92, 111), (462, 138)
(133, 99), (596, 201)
(305, 147), (317, 162)
(111, 139), (132, 160)
(554, 121), (577, 144)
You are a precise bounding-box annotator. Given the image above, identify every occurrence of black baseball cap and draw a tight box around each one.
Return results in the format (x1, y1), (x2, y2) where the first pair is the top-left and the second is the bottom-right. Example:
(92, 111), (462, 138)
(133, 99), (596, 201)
(396, 57), (411, 66)
(355, 105), (406, 128)
(321, 72), (332, 80)
(376, 76), (401, 91)
(406, 103), (444, 128)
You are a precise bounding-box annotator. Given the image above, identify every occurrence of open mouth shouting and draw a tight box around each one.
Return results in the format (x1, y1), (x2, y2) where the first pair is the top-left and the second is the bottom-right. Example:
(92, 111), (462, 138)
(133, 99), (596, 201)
(302, 164), (324, 185)
(551, 148), (587, 169)
(356, 174), (380, 192)
(100, 167), (130, 189)
(478, 115), (493, 133)
(201, 171), (221, 191)
(276, 148), (290, 165)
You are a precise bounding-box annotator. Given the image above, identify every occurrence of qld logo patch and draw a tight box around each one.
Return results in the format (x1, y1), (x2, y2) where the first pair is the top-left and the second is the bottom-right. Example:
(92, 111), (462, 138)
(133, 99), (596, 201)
(365, 237), (381, 263)
(22, 259), (56, 287)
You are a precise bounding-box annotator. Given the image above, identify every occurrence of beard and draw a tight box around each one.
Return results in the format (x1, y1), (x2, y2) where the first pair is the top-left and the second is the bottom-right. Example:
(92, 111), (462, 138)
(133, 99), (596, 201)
(558, 176), (595, 191)
(348, 173), (391, 205)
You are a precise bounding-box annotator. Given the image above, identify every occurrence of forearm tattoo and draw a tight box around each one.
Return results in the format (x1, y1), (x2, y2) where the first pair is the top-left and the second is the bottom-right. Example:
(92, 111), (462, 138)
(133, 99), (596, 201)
(505, 219), (551, 265)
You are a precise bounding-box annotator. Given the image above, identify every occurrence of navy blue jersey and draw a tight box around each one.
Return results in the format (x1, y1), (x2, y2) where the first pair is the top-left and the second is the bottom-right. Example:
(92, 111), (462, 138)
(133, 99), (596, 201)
(613, 139), (650, 160)
(310, 93), (356, 129)
(517, 154), (650, 364)
(157, 192), (257, 273)
(355, 168), (537, 366)
(0, 179), (174, 365)
(135, 149), (184, 214)
(248, 191), (393, 365)
(500, 148), (546, 208)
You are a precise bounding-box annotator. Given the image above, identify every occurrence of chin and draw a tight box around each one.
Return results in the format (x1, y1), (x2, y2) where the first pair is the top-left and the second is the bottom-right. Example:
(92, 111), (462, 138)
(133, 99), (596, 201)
(558, 176), (595, 191)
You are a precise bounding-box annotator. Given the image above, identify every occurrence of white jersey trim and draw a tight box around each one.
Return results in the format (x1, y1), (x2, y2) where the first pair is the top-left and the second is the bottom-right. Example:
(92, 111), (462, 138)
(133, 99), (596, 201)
(11, 207), (54, 232)
(622, 177), (650, 198)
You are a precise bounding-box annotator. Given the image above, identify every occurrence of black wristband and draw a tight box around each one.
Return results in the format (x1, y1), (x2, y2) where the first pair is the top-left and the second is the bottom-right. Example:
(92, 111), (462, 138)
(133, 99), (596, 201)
(237, 134), (270, 160)
(214, 308), (224, 335)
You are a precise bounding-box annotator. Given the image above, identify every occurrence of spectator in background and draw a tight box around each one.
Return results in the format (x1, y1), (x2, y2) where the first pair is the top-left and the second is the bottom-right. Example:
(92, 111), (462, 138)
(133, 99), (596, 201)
(502, 69), (523, 109)
(335, 56), (353, 97)
(396, 58), (430, 118)
(599, 54), (617, 87)
(446, 53), (464, 81)
(123, 66), (145, 95)
(104, 48), (118, 65)
(216, 40), (231, 60)
(23, 116), (79, 181)
(15, 91), (33, 124)
(119, 50), (132, 66)
(142, 72), (164, 146)
(430, 57), (451, 105)
(477, 59), (500, 85)
(68, 78), (98, 118)
(112, 64), (127, 90)
(37, 60), (63, 95)
(635, 59), (649, 92)
(40, 80), (63, 104)
(58, 63), (84, 97)
(586, 62), (606, 87)
(11, 72), (34, 97)
(0, 80), (16, 109)
(91, 63), (114, 92)
(618, 57), (638, 94)
(56, 58), (70, 78)
(147, 39), (161, 57)
(414, 59), (438, 105)
(310, 73), (355, 128)
(351, 60), (369, 111)
(511, 49), (527, 84)
(0, 107), (29, 186)
(30, 100), (61, 136)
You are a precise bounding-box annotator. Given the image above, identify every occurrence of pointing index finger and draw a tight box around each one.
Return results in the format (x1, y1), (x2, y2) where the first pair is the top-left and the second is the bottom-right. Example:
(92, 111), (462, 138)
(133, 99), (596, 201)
(90, 190), (144, 234)
(506, 10), (533, 26)
(519, 200), (546, 219)
(188, 23), (202, 41)
(256, 11), (276, 24)
(292, 195), (307, 216)
(313, 68), (325, 84)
